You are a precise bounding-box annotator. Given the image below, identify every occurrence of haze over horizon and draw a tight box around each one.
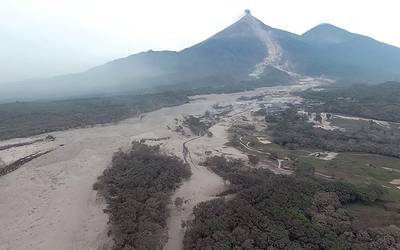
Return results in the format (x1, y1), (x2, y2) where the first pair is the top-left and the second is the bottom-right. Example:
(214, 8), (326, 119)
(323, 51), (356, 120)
(1, 0), (400, 83)
(3, 2), (400, 250)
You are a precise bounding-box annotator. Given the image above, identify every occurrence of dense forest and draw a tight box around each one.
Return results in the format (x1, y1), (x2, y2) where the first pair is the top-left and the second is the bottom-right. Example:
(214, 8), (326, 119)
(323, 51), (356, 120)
(0, 92), (189, 140)
(266, 106), (400, 158)
(184, 156), (400, 250)
(301, 81), (400, 122)
(93, 142), (191, 250)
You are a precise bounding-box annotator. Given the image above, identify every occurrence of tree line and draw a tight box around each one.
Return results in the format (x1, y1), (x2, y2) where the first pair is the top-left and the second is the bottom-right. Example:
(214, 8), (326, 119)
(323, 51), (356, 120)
(0, 91), (189, 140)
(94, 142), (191, 250)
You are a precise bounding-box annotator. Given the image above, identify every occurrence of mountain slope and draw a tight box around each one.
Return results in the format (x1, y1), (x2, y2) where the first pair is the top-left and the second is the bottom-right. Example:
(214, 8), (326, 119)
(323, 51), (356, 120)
(2, 10), (400, 102)
(296, 24), (400, 81)
(2, 11), (294, 101)
(302, 23), (356, 43)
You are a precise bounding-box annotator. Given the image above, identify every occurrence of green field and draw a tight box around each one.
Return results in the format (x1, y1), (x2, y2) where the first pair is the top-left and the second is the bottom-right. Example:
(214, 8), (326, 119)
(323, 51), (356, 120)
(330, 117), (370, 131)
(299, 152), (400, 186)
(347, 202), (400, 230)
(331, 116), (400, 133)
(234, 134), (400, 228)
(236, 134), (400, 188)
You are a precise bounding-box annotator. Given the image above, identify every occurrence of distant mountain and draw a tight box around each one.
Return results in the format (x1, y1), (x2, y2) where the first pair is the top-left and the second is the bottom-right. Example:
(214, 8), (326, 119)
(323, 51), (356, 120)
(83, 11), (297, 89)
(302, 23), (356, 43)
(2, 10), (400, 101)
(297, 24), (400, 81)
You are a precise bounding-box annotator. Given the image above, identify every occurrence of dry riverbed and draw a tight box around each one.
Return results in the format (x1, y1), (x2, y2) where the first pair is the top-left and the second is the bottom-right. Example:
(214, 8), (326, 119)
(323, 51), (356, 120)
(0, 78), (324, 250)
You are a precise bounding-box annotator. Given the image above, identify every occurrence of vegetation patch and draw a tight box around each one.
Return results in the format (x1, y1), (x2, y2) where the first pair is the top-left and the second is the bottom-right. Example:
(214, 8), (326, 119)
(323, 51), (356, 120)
(266, 106), (400, 158)
(347, 203), (400, 230)
(298, 153), (400, 185)
(329, 117), (371, 131)
(184, 156), (400, 250)
(94, 142), (191, 250)
(0, 92), (189, 140)
(230, 113), (400, 191)
(182, 115), (215, 137)
(301, 81), (400, 123)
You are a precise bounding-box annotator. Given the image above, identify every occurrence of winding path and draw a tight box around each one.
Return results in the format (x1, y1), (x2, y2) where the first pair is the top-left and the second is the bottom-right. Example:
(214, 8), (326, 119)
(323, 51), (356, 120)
(164, 133), (227, 250)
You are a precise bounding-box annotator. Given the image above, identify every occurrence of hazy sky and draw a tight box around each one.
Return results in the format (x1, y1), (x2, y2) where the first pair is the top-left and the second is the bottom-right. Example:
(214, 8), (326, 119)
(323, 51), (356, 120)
(1, 0), (400, 83)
